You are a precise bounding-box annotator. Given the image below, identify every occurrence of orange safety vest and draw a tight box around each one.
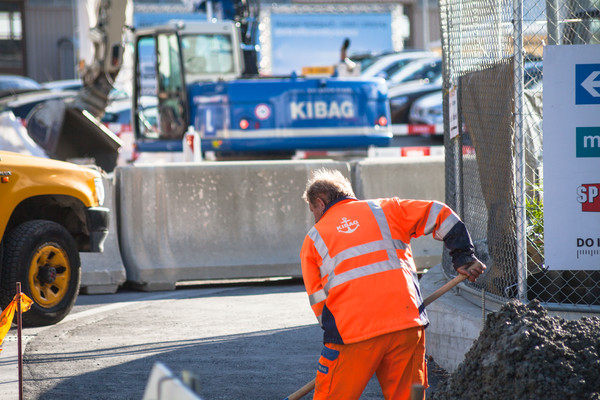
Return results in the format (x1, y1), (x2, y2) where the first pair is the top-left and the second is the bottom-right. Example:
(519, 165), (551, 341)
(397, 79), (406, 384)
(300, 197), (463, 345)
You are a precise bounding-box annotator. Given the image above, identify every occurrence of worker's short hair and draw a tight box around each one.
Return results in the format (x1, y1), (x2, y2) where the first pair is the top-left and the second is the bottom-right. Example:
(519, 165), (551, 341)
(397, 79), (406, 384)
(303, 168), (355, 206)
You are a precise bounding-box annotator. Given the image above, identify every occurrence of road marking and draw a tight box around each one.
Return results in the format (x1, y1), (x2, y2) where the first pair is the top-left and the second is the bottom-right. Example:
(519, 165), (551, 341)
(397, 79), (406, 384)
(63, 287), (237, 324)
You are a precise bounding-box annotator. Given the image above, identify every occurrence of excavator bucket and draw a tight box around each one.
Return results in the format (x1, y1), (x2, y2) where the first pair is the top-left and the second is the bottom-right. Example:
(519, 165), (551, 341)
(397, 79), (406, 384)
(26, 99), (122, 172)
(24, 0), (131, 172)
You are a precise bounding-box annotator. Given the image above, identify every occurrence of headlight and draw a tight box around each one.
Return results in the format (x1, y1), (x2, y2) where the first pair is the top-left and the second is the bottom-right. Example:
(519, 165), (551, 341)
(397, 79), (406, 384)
(429, 104), (443, 115)
(409, 104), (423, 120)
(426, 105), (444, 124)
(94, 177), (105, 206)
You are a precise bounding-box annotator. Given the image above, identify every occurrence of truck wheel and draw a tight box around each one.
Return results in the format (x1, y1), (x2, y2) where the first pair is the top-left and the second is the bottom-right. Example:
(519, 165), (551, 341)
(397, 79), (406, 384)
(0, 220), (81, 327)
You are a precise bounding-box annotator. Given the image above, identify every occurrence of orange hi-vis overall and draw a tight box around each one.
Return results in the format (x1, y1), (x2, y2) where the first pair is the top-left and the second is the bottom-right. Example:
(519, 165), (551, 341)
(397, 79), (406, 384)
(300, 197), (475, 399)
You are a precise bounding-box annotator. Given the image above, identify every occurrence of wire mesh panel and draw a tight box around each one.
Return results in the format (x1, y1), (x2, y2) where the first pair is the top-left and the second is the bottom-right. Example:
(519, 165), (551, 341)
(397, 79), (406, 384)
(440, 0), (600, 310)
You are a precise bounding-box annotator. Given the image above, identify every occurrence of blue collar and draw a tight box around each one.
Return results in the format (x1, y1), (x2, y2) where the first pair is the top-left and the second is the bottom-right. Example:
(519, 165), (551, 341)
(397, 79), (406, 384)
(321, 196), (357, 220)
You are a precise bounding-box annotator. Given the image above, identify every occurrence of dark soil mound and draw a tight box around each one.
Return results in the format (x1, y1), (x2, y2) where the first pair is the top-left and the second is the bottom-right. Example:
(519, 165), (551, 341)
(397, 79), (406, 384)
(431, 299), (600, 400)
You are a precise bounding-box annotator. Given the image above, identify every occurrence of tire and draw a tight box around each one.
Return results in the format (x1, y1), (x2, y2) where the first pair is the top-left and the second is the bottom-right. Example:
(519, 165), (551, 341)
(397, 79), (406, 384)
(0, 220), (81, 327)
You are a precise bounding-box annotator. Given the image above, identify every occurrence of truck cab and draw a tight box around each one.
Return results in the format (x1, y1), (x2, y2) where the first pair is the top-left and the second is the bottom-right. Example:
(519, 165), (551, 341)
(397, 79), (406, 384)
(0, 151), (109, 326)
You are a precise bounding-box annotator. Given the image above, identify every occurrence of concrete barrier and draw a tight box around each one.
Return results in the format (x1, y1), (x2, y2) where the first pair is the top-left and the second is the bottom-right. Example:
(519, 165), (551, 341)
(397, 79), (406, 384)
(80, 175), (127, 294)
(353, 156), (446, 270)
(114, 161), (351, 290)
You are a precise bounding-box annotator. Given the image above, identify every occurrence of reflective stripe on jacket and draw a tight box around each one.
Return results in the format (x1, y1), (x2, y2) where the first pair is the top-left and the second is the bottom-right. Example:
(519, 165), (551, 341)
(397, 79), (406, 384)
(300, 197), (474, 345)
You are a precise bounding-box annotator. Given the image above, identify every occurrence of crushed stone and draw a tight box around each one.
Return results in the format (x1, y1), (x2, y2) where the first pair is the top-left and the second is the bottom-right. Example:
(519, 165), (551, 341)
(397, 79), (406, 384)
(430, 299), (600, 400)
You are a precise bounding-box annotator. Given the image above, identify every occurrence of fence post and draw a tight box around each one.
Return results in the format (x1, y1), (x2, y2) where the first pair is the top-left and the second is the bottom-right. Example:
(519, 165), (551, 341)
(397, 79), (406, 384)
(513, 0), (528, 302)
(545, 0), (560, 45)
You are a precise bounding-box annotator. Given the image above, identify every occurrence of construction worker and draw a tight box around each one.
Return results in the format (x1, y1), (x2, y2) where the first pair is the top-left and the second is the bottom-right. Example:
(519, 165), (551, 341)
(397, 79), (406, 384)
(300, 168), (486, 400)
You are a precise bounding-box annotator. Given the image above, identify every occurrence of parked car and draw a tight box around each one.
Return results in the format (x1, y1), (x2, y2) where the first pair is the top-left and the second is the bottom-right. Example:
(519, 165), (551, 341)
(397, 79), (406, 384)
(100, 98), (134, 164)
(101, 95), (156, 126)
(360, 50), (437, 80)
(0, 89), (78, 122)
(387, 57), (442, 87)
(100, 96), (158, 164)
(524, 59), (543, 89)
(42, 78), (130, 101)
(0, 79), (132, 124)
(101, 98), (131, 126)
(41, 79), (83, 92)
(0, 75), (42, 98)
(388, 74), (443, 124)
(348, 51), (394, 72)
(408, 90), (443, 126)
(406, 58), (542, 127)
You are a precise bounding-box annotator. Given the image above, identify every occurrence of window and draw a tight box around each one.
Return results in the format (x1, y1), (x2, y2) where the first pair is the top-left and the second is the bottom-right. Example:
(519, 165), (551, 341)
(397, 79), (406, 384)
(134, 33), (187, 141)
(0, 3), (24, 73)
(181, 34), (234, 80)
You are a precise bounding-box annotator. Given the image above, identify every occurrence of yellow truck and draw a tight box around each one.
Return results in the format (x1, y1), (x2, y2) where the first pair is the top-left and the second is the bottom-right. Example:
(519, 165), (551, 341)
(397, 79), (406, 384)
(0, 151), (109, 326)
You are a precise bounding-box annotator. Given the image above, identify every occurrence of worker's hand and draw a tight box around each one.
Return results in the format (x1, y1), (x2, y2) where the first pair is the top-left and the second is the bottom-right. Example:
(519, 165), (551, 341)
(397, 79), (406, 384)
(456, 258), (486, 282)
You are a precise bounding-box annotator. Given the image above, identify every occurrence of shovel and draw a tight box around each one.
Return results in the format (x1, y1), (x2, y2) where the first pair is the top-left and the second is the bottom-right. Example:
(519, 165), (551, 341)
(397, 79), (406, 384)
(283, 273), (468, 400)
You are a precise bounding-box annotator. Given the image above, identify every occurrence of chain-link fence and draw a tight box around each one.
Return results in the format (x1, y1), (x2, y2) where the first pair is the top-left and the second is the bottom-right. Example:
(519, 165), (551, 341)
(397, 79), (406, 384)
(439, 0), (600, 311)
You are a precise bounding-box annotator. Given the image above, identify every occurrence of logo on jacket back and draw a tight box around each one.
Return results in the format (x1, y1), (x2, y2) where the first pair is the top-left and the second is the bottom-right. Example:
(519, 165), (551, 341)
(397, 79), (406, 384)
(337, 217), (359, 233)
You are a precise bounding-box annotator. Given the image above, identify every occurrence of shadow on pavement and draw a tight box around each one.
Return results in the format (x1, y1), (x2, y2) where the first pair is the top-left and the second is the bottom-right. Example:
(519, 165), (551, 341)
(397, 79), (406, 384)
(24, 324), (388, 399)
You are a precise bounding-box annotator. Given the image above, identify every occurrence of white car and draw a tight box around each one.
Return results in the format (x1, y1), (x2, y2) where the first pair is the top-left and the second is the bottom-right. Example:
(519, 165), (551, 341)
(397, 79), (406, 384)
(408, 91), (443, 126)
(387, 57), (442, 87)
(360, 50), (437, 80)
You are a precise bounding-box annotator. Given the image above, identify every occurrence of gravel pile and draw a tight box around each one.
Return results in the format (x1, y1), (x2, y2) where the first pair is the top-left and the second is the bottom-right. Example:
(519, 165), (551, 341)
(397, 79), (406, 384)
(431, 299), (600, 400)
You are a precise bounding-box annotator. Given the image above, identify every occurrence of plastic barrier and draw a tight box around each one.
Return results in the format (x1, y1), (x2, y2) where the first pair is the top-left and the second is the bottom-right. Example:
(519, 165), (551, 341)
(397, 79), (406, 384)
(391, 123), (443, 136)
(115, 160), (351, 291)
(367, 145), (445, 158)
(142, 362), (203, 400)
(353, 156), (446, 270)
(80, 175), (127, 294)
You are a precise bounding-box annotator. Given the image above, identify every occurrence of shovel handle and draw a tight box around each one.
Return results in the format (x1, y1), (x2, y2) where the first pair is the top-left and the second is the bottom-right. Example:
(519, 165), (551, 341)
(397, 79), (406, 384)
(423, 273), (468, 307)
(283, 272), (468, 400)
(284, 378), (316, 400)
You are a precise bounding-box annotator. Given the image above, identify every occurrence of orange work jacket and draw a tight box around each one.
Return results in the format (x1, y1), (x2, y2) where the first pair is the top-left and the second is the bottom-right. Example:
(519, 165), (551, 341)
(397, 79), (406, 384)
(300, 197), (473, 345)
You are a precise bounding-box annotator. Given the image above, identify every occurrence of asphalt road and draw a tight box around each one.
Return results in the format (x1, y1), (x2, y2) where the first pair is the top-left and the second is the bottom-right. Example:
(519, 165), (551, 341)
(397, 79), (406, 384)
(1, 279), (446, 400)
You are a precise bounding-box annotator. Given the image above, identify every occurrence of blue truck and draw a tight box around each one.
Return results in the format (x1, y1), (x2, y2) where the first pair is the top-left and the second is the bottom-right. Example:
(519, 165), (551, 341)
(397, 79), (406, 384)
(25, 0), (392, 167)
(132, 16), (392, 158)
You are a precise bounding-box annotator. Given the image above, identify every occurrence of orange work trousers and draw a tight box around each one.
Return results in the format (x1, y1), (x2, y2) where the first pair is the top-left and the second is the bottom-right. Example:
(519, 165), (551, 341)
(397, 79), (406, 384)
(313, 326), (427, 400)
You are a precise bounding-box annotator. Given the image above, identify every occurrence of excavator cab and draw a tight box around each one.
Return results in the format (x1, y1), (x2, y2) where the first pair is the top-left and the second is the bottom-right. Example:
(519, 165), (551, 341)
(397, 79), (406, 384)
(132, 21), (243, 149)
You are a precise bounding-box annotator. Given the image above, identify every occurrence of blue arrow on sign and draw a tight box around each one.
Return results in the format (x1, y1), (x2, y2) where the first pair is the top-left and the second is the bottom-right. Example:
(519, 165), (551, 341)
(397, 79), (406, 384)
(576, 64), (600, 105)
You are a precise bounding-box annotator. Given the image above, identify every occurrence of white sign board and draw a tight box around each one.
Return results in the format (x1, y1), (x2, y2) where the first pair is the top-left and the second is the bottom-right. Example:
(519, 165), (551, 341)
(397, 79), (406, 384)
(543, 45), (600, 270)
(449, 84), (459, 139)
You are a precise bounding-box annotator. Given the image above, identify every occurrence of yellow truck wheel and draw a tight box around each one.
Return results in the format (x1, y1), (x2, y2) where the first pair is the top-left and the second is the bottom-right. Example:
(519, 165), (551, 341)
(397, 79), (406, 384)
(0, 220), (81, 327)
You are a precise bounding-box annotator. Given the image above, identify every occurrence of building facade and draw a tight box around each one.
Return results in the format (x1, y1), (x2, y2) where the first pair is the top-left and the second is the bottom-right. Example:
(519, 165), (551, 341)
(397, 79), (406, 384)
(0, 0), (440, 82)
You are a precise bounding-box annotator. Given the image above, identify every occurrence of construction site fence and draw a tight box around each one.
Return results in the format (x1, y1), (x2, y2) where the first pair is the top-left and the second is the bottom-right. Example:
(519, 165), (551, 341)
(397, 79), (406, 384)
(439, 0), (600, 311)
